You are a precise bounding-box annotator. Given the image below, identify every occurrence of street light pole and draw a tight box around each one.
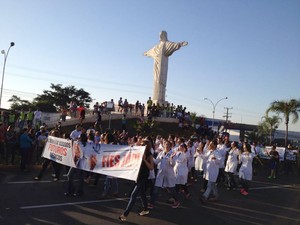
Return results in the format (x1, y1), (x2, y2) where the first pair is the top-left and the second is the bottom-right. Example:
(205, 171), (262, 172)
(204, 97), (228, 131)
(1, 42), (15, 108)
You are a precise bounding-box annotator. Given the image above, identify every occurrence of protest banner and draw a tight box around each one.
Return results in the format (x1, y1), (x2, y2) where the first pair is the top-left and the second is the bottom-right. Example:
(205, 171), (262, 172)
(259, 146), (285, 161)
(42, 136), (145, 181)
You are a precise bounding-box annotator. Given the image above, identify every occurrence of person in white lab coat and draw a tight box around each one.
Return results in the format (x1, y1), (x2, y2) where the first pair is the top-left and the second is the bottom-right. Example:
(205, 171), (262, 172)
(239, 143), (254, 196)
(194, 142), (205, 180)
(174, 143), (190, 199)
(186, 140), (196, 184)
(148, 140), (180, 209)
(216, 137), (228, 185)
(200, 140), (221, 202)
(224, 141), (241, 190)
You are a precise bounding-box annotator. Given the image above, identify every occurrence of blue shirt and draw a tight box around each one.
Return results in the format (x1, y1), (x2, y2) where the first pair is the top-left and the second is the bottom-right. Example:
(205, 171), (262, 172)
(20, 133), (32, 148)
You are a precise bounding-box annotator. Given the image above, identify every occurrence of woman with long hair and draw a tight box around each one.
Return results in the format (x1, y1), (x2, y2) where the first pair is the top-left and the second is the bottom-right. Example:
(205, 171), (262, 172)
(119, 139), (154, 222)
(174, 143), (190, 199)
(239, 143), (254, 195)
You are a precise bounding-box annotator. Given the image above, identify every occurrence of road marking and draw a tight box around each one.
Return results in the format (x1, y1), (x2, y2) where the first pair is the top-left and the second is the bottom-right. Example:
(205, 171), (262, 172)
(211, 202), (300, 222)
(20, 198), (124, 210)
(251, 184), (293, 190)
(201, 205), (265, 225)
(7, 178), (105, 184)
(8, 180), (68, 184)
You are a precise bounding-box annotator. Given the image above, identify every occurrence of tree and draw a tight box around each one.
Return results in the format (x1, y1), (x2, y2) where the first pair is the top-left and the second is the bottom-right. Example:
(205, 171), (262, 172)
(8, 95), (34, 111)
(266, 99), (300, 146)
(245, 130), (261, 143)
(33, 83), (93, 111)
(133, 119), (162, 136)
(9, 83), (93, 113)
(259, 115), (282, 144)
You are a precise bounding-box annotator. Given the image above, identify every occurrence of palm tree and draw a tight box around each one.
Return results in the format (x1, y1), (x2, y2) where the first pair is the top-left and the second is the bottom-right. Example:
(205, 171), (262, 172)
(259, 115), (282, 144)
(266, 99), (300, 146)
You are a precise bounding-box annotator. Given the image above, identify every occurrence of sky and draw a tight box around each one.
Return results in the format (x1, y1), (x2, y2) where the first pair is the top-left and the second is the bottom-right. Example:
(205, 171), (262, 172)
(0, 0), (299, 132)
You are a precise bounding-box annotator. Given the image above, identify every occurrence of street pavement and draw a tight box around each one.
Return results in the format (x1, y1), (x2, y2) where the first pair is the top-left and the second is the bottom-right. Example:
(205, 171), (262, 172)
(0, 164), (300, 225)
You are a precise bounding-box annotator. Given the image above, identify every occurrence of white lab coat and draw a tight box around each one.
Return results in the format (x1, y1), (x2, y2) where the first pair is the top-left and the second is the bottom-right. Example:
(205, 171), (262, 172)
(200, 145), (210, 173)
(174, 151), (188, 184)
(225, 148), (240, 173)
(187, 146), (195, 171)
(194, 150), (204, 172)
(202, 150), (221, 182)
(216, 144), (229, 169)
(154, 150), (176, 187)
(239, 152), (254, 181)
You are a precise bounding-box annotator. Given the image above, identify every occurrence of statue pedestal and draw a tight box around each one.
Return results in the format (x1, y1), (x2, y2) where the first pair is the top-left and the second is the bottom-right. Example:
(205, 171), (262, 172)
(153, 100), (168, 107)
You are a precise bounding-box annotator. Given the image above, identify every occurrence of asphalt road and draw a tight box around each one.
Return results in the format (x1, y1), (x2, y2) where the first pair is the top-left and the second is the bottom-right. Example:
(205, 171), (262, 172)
(0, 164), (300, 225)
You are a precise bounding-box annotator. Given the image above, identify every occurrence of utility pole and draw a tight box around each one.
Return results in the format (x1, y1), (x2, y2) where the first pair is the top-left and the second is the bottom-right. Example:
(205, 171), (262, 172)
(223, 107), (233, 131)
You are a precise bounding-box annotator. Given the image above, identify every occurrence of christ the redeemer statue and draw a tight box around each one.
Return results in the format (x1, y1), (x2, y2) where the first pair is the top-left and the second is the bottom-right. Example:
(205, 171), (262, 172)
(144, 31), (188, 105)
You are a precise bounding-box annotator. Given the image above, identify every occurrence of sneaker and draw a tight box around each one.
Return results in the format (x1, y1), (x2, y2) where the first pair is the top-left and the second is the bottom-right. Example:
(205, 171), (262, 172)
(53, 177), (59, 182)
(267, 176), (272, 179)
(172, 201), (180, 208)
(99, 194), (108, 199)
(185, 193), (191, 199)
(167, 198), (175, 203)
(209, 197), (218, 202)
(73, 192), (83, 197)
(240, 188), (245, 193)
(34, 176), (40, 181)
(138, 210), (150, 216)
(241, 190), (249, 196)
(199, 196), (207, 203)
(147, 203), (154, 209)
(111, 192), (119, 197)
(119, 214), (126, 222)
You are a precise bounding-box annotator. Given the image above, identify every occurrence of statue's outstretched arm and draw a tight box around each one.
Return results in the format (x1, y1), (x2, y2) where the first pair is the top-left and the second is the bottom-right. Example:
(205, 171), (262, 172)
(180, 41), (188, 47)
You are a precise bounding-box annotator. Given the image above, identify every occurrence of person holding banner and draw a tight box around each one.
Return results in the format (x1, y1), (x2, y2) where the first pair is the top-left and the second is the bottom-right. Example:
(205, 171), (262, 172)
(65, 133), (88, 197)
(119, 140), (154, 222)
(34, 129), (61, 181)
(268, 145), (279, 179)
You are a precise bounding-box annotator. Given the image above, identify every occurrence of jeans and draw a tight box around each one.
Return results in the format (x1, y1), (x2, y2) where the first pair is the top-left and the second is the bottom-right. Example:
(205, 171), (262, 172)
(20, 147), (30, 170)
(123, 178), (148, 217)
(203, 181), (218, 199)
(67, 167), (84, 194)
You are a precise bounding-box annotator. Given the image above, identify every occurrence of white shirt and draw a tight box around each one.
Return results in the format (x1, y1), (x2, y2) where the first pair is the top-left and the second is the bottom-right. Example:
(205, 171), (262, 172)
(70, 130), (82, 141)
(34, 110), (42, 119)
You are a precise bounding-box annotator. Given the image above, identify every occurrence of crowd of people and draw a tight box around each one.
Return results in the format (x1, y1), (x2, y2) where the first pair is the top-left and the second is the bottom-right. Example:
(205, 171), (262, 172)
(1, 99), (299, 222)
(90, 97), (194, 127)
(7, 121), (294, 222)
